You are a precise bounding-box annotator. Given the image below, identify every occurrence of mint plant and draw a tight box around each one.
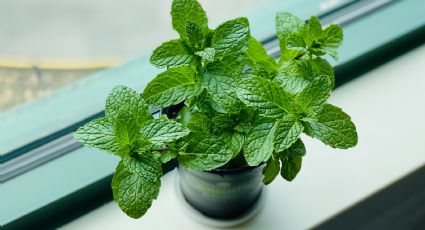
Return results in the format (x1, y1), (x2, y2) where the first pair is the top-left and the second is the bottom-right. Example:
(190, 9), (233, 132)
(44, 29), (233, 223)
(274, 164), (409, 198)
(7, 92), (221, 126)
(74, 86), (189, 218)
(75, 0), (357, 219)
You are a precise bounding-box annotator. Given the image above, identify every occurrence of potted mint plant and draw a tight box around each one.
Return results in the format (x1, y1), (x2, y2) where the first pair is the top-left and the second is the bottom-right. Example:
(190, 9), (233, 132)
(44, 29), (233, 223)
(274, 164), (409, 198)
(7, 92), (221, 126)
(74, 0), (357, 223)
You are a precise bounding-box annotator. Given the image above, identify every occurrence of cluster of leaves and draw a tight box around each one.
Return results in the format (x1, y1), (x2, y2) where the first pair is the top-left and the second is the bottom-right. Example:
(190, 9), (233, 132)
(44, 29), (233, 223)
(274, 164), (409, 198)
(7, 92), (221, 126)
(239, 13), (356, 184)
(145, 0), (250, 114)
(143, 0), (252, 171)
(74, 86), (190, 218)
(74, 0), (358, 219)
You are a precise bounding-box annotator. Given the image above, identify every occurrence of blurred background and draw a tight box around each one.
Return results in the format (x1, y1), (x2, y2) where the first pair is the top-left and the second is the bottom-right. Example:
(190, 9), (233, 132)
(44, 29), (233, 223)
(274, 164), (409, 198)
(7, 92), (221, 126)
(0, 0), (269, 112)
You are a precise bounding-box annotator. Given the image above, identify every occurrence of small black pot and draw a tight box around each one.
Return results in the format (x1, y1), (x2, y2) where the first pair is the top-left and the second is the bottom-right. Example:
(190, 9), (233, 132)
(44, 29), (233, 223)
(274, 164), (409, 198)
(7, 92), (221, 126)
(178, 165), (264, 220)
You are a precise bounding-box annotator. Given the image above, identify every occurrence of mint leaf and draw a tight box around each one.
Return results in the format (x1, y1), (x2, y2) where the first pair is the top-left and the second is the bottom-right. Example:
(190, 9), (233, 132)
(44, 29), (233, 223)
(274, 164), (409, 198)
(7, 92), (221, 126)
(304, 17), (343, 60)
(304, 104), (358, 149)
(296, 75), (332, 115)
(262, 157), (280, 185)
(177, 107), (211, 132)
(275, 58), (334, 94)
(195, 47), (215, 63)
(211, 17), (250, 59)
(212, 114), (234, 131)
(77, 86), (155, 158)
(150, 39), (196, 68)
(171, 0), (208, 40)
(74, 117), (120, 155)
(140, 118), (190, 145)
(307, 16), (323, 42)
(206, 53), (245, 77)
(234, 107), (255, 133)
(178, 132), (233, 170)
(280, 139), (305, 181)
(159, 150), (177, 164)
(185, 21), (205, 50)
(276, 12), (304, 43)
(321, 24), (343, 60)
(280, 140), (304, 181)
(244, 37), (274, 65)
(105, 86), (152, 124)
(114, 113), (144, 148)
(287, 139), (306, 156)
(203, 67), (241, 113)
(112, 155), (162, 218)
(274, 116), (303, 152)
(275, 12), (305, 62)
(220, 131), (244, 158)
(244, 37), (277, 79)
(275, 60), (312, 94)
(309, 58), (335, 88)
(143, 67), (198, 107)
(243, 118), (277, 166)
(237, 76), (296, 117)
(286, 33), (307, 52)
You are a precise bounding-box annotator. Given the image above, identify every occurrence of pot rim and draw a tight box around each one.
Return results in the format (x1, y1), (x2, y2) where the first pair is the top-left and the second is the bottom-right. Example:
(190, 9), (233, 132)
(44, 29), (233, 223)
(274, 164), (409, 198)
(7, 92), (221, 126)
(180, 163), (265, 175)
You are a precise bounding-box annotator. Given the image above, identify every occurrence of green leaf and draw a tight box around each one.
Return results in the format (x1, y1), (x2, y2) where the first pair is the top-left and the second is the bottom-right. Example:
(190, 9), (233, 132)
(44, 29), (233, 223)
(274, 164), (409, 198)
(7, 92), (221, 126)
(211, 114), (235, 130)
(307, 16), (323, 42)
(289, 139), (306, 156)
(74, 117), (120, 155)
(214, 54), (245, 77)
(280, 151), (302, 181)
(262, 157), (280, 185)
(275, 58), (334, 94)
(288, 139), (306, 156)
(220, 131), (244, 158)
(171, 0), (209, 40)
(276, 12), (304, 43)
(275, 60), (312, 94)
(150, 39), (196, 68)
(114, 113), (144, 147)
(234, 107), (255, 133)
(178, 132), (233, 171)
(185, 21), (205, 50)
(112, 155), (162, 218)
(206, 53), (245, 78)
(274, 116), (303, 152)
(244, 37), (277, 79)
(160, 150), (177, 164)
(140, 118), (190, 145)
(296, 75), (332, 115)
(177, 107), (211, 132)
(286, 33), (307, 52)
(309, 58), (335, 88)
(245, 37), (274, 63)
(243, 118), (277, 166)
(303, 104), (358, 149)
(105, 86), (152, 124)
(237, 76), (296, 117)
(211, 17), (250, 59)
(195, 47), (215, 63)
(143, 67), (198, 107)
(275, 12), (305, 62)
(203, 66), (241, 113)
(321, 24), (343, 60)
(279, 139), (305, 181)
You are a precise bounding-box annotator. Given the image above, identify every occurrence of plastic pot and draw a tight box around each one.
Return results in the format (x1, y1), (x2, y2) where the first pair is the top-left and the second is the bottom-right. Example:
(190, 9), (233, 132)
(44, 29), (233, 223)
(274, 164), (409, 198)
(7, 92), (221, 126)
(178, 165), (264, 220)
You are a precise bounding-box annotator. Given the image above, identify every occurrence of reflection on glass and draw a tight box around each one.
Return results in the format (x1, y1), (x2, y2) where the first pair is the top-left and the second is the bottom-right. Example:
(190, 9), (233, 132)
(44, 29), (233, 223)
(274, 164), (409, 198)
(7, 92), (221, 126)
(0, 0), (272, 113)
(0, 67), (98, 112)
